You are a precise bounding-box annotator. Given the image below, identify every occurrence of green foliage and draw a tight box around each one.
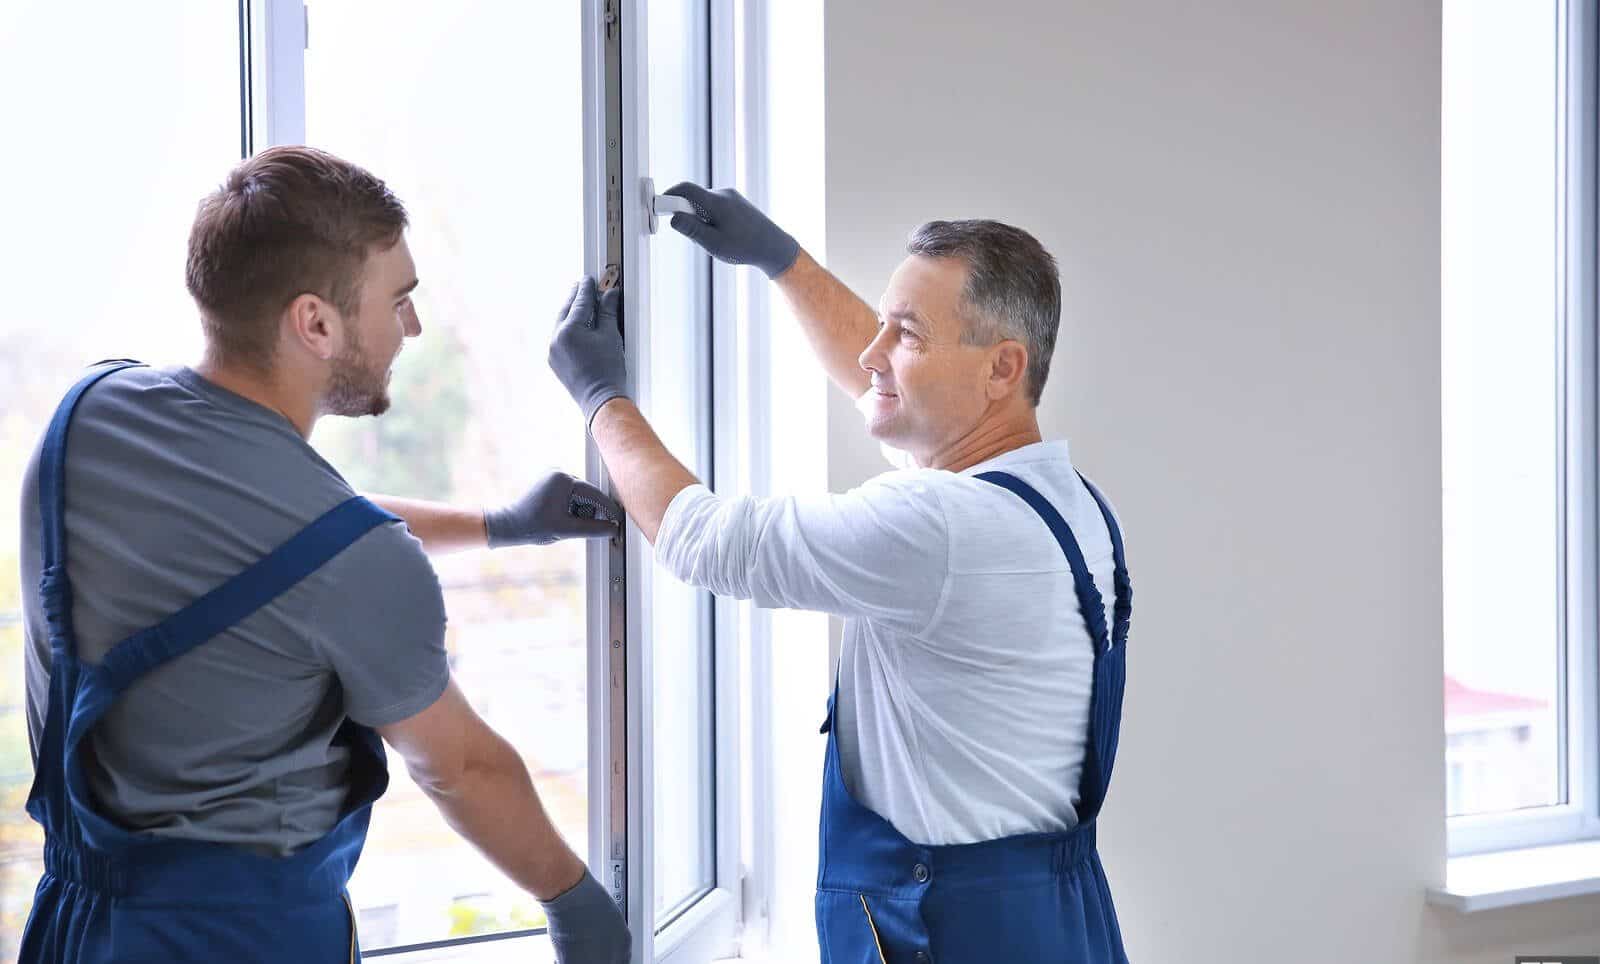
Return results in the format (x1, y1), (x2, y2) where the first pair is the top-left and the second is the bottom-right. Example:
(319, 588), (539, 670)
(0, 716), (29, 789)
(447, 900), (498, 937)
(0, 627), (31, 789)
(0, 548), (19, 615)
(510, 902), (548, 930)
(445, 894), (547, 938)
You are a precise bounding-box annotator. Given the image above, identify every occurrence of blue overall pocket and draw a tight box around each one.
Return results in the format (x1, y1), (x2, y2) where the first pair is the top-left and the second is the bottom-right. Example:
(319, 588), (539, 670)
(815, 890), (891, 964)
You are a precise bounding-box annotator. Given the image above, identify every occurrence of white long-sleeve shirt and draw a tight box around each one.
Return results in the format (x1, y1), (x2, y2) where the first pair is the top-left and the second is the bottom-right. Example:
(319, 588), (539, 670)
(655, 439), (1123, 846)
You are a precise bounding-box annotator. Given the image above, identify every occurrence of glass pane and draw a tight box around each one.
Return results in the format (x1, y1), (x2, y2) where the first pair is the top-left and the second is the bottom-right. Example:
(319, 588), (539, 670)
(647, 0), (717, 927)
(302, 0), (588, 949)
(1441, 0), (1561, 817)
(0, 3), (241, 957)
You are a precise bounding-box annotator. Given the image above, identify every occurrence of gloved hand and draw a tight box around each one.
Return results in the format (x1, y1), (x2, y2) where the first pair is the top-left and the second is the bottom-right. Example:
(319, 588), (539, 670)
(548, 277), (628, 430)
(541, 869), (632, 964)
(483, 471), (620, 548)
(663, 181), (800, 279)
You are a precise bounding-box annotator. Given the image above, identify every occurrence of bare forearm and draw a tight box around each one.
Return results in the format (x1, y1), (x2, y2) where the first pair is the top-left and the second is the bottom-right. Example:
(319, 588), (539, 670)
(589, 399), (698, 544)
(774, 250), (877, 398)
(412, 731), (585, 902)
(367, 495), (488, 555)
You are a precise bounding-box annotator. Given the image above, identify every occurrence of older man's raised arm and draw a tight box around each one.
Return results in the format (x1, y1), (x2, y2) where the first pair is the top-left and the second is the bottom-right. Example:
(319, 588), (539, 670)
(548, 278), (947, 632)
(663, 182), (877, 400)
(586, 397), (949, 632)
(650, 471), (949, 631)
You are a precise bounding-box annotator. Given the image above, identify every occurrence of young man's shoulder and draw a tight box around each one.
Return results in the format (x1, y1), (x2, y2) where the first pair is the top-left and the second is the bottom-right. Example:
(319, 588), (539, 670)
(35, 361), (427, 596)
(321, 515), (440, 595)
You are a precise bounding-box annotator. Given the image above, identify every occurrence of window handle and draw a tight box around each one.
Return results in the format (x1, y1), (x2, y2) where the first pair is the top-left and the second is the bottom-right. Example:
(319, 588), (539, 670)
(643, 176), (699, 234)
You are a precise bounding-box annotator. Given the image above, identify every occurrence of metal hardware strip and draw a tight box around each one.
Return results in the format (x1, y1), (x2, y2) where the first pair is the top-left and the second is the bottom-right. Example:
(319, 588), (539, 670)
(600, 0), (629, 914)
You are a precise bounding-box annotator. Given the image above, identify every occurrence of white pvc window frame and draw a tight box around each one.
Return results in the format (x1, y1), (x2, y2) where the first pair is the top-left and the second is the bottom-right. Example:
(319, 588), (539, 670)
(597, 0), (743, 959)
(244, 0), (744, 959)
(1448, 0), (1600, 859)
(240, 0), (304, 154)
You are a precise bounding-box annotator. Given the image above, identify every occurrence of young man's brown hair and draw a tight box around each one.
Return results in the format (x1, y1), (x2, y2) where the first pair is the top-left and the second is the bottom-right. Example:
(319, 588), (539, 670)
(186, 146), (408, 372)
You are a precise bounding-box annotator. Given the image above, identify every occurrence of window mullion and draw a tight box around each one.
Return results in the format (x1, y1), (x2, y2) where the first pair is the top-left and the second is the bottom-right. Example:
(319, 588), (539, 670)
(243, 0), (306, 153)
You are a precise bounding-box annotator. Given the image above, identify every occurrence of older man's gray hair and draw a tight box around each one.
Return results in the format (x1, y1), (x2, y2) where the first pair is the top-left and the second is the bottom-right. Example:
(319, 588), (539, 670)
(906, 220), (1061, 407)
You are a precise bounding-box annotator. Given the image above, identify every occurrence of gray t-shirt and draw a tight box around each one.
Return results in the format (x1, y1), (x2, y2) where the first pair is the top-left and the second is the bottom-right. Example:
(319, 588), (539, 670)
(20, 365), (449, 856)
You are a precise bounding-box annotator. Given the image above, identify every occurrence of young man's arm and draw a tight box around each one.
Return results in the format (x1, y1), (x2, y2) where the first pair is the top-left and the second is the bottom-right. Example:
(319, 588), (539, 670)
(364, 496), (487, 554)
(378, 680), (631, 961)
(377, 679), (585, 898)
(328, 523), (628, 961)
(662, 183), (877, 399)
(367, 472), (619, 555)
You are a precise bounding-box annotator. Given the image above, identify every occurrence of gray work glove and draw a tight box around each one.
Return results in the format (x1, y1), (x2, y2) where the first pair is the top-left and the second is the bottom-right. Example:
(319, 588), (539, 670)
(483, 471), (620, 548)
(663, 181), (800, 279)
(541, 869), (632, 964)
(548, 277), (628, 430)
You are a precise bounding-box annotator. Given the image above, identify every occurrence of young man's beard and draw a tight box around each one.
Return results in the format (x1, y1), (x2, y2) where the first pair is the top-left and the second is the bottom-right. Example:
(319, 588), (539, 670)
(323, 327), (392, 418)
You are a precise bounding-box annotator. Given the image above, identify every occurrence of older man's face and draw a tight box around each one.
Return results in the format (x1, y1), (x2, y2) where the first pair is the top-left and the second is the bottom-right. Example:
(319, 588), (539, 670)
(859, 254), (994, 459)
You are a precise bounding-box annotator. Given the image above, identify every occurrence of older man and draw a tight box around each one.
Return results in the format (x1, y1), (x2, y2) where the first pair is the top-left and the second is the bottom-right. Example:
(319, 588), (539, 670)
(549, 186), (1133, 963)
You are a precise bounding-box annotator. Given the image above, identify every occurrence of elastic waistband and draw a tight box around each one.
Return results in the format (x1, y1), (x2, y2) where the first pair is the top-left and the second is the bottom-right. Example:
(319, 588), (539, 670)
(43, 833), (358, 905)
(44, 839), (127, 895)
(926, 822), (1098, 889)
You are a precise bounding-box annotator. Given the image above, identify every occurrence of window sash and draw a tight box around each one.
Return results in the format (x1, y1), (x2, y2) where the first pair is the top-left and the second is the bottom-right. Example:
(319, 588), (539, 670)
(606, 0), (742, 958)
(1447, 0), (1600, 859)
(246, 0), (741, 957)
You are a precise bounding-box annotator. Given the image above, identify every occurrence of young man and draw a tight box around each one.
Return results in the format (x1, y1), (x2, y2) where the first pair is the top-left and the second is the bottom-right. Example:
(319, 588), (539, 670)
(549, 186), (1133, 963)
(18, 147), (628, 963)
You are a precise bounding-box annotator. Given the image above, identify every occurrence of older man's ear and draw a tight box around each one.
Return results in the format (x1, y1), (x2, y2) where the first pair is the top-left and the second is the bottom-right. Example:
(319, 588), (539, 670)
(986, 340), (1032, 402)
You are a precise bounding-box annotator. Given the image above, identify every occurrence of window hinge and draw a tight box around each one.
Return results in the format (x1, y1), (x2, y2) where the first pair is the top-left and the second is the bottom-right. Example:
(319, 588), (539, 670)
(302, 4), (309, 51)
(609, 856), (626, 906)
(738, 869), (767, 936)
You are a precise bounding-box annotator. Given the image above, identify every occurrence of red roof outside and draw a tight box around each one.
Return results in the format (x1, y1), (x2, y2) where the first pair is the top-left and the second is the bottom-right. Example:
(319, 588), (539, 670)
(1444, 675), (1548, 717)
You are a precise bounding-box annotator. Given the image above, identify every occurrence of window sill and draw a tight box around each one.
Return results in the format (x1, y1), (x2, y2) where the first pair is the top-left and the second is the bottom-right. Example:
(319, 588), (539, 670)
(1428, 839), (1600, 912)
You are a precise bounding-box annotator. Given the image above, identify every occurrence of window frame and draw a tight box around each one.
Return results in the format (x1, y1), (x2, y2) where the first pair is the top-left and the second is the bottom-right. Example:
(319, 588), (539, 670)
(1447, 0), (1600, 859)
(246, 0), (744, 958)
(240, 0), (304, 153)
(603, 0), (743, 958)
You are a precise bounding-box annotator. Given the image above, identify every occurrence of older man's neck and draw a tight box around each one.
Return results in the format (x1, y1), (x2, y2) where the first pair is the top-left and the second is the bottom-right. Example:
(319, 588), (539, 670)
(924, 408), (1044, 473)
(194, 352), (319, 439)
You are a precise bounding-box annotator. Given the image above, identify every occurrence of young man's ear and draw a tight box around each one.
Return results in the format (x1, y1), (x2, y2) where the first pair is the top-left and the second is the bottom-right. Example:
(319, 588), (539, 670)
(986, 340), (1031, 401)
(285, 293), (337, 362)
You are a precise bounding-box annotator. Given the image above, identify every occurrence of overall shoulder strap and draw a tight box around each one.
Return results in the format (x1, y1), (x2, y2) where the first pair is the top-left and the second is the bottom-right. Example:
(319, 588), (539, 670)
(37, 362), (145, 650)
(1076, 472), (1132, 648)
(94, 497), (399, 694)
(38, 362), (145, 572)
(974, 470), (1111, 653)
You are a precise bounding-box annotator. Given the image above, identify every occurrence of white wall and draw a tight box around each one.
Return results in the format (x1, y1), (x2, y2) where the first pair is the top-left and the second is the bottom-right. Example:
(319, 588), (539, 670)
(817, 1), (1600, 961)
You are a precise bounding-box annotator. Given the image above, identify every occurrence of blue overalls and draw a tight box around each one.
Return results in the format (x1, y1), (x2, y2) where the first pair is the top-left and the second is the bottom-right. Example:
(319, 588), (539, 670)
(20, 362), (398, 964)
(815, 470), (1132, 963)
